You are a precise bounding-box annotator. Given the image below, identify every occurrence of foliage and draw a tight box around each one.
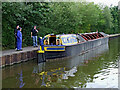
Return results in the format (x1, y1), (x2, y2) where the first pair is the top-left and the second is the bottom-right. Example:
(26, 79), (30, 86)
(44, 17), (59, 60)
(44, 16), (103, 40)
(110, 6), (119, 33)
(2, 2), (50, 49)
(118, 10), (120, 31)
(2, 2), (119, 49)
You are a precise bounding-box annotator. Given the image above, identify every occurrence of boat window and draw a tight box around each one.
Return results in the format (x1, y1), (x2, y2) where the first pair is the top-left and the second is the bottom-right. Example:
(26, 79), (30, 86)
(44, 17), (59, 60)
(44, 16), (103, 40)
(49, 36), (56, 45)
(45, 40), (48, 45)
(56, 39), (60, 45)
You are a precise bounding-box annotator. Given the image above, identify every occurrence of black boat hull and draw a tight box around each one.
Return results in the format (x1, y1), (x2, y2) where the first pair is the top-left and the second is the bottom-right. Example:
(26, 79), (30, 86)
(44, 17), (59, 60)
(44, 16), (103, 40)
(38, 37), (109, 62)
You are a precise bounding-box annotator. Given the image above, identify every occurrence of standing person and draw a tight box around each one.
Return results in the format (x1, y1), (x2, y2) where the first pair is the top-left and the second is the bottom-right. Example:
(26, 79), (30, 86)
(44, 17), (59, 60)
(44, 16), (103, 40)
(14, 25), (19, 50)
(17, 27), (22, 51)
(31, 26), (38, 47)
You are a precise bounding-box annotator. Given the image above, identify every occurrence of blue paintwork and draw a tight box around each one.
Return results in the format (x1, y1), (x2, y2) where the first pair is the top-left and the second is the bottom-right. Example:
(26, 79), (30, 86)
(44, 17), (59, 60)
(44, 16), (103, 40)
(44, 45), (65, 47)
(39, 37), (44, 50)
(47, 48), (65, 50)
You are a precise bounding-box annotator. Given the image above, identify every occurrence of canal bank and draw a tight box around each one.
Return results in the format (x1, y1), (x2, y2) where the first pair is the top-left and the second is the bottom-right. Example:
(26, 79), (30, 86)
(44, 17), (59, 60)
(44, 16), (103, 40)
(0, 47), (38, 67)
(0, 33), (120, 67)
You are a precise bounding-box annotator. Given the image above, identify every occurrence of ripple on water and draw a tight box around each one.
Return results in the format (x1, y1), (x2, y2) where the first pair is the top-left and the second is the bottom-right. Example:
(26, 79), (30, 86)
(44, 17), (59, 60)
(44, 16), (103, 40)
(86, 67), (118, 88)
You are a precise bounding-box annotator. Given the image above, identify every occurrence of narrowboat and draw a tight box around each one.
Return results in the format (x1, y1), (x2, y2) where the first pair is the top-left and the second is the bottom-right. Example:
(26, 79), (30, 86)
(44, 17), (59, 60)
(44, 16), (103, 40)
(37, 32), (109, 63)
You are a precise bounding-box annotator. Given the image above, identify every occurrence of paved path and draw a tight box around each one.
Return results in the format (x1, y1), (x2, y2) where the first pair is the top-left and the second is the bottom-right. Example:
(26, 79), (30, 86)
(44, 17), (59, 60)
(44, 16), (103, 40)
(2, 46), (38, 57)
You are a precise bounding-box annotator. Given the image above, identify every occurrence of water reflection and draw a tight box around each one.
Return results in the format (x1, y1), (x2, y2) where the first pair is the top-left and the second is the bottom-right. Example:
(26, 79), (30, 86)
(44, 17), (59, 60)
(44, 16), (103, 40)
(31, 43), (109, 88)
(32, 64), (78, 87)
(2, 37), (120, 88)
(16, 70), (25, 88)
(32, 62), (66, 87)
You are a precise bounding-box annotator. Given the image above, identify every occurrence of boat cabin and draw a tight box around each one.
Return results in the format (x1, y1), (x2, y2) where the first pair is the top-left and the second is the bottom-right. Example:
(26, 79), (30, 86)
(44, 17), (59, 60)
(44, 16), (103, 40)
(43, 35), (61, 45)
(43, 34), (78, 46)
(43, 32), (107, 46)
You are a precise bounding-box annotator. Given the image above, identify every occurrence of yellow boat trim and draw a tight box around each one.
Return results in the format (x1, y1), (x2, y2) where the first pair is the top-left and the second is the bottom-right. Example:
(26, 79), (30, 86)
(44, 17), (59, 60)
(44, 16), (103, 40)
(37, 46), (45, 53)
(37, 50), (44, 53)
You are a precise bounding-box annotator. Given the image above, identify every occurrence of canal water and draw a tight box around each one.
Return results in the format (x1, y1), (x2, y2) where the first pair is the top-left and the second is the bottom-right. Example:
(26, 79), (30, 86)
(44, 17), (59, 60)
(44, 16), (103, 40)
(2, 37), (120, 88)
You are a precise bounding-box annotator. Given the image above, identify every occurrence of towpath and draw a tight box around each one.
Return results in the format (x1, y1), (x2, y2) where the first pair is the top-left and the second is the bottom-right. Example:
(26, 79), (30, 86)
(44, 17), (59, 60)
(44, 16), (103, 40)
(2, 46), (38, 56)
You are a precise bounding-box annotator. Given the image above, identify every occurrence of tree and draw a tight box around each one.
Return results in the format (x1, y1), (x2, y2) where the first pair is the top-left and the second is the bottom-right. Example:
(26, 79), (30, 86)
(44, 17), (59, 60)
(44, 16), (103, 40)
(102, 6), (113, 34)
(2, 2), (118, 49)
(110, 6), (119, 33)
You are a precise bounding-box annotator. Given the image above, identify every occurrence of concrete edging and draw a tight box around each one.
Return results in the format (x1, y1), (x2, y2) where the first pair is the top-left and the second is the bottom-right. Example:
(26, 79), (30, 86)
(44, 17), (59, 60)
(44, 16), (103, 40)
(0, 50), (37, 67)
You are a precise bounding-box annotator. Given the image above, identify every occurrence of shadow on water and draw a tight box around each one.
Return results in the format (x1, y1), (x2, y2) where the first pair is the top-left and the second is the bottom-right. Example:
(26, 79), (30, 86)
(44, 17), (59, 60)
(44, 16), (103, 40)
(2, 37), (120, 88)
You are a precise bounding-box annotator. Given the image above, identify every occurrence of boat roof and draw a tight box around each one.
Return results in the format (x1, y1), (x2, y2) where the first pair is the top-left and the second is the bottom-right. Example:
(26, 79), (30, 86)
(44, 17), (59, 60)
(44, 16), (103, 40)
(44, 32), (108, 38)
(44, 34), (76, 37)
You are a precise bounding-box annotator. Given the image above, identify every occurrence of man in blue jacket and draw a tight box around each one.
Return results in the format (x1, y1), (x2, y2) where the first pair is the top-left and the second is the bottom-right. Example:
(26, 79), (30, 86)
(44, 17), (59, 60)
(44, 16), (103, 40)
(17, 27), (22, 51)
